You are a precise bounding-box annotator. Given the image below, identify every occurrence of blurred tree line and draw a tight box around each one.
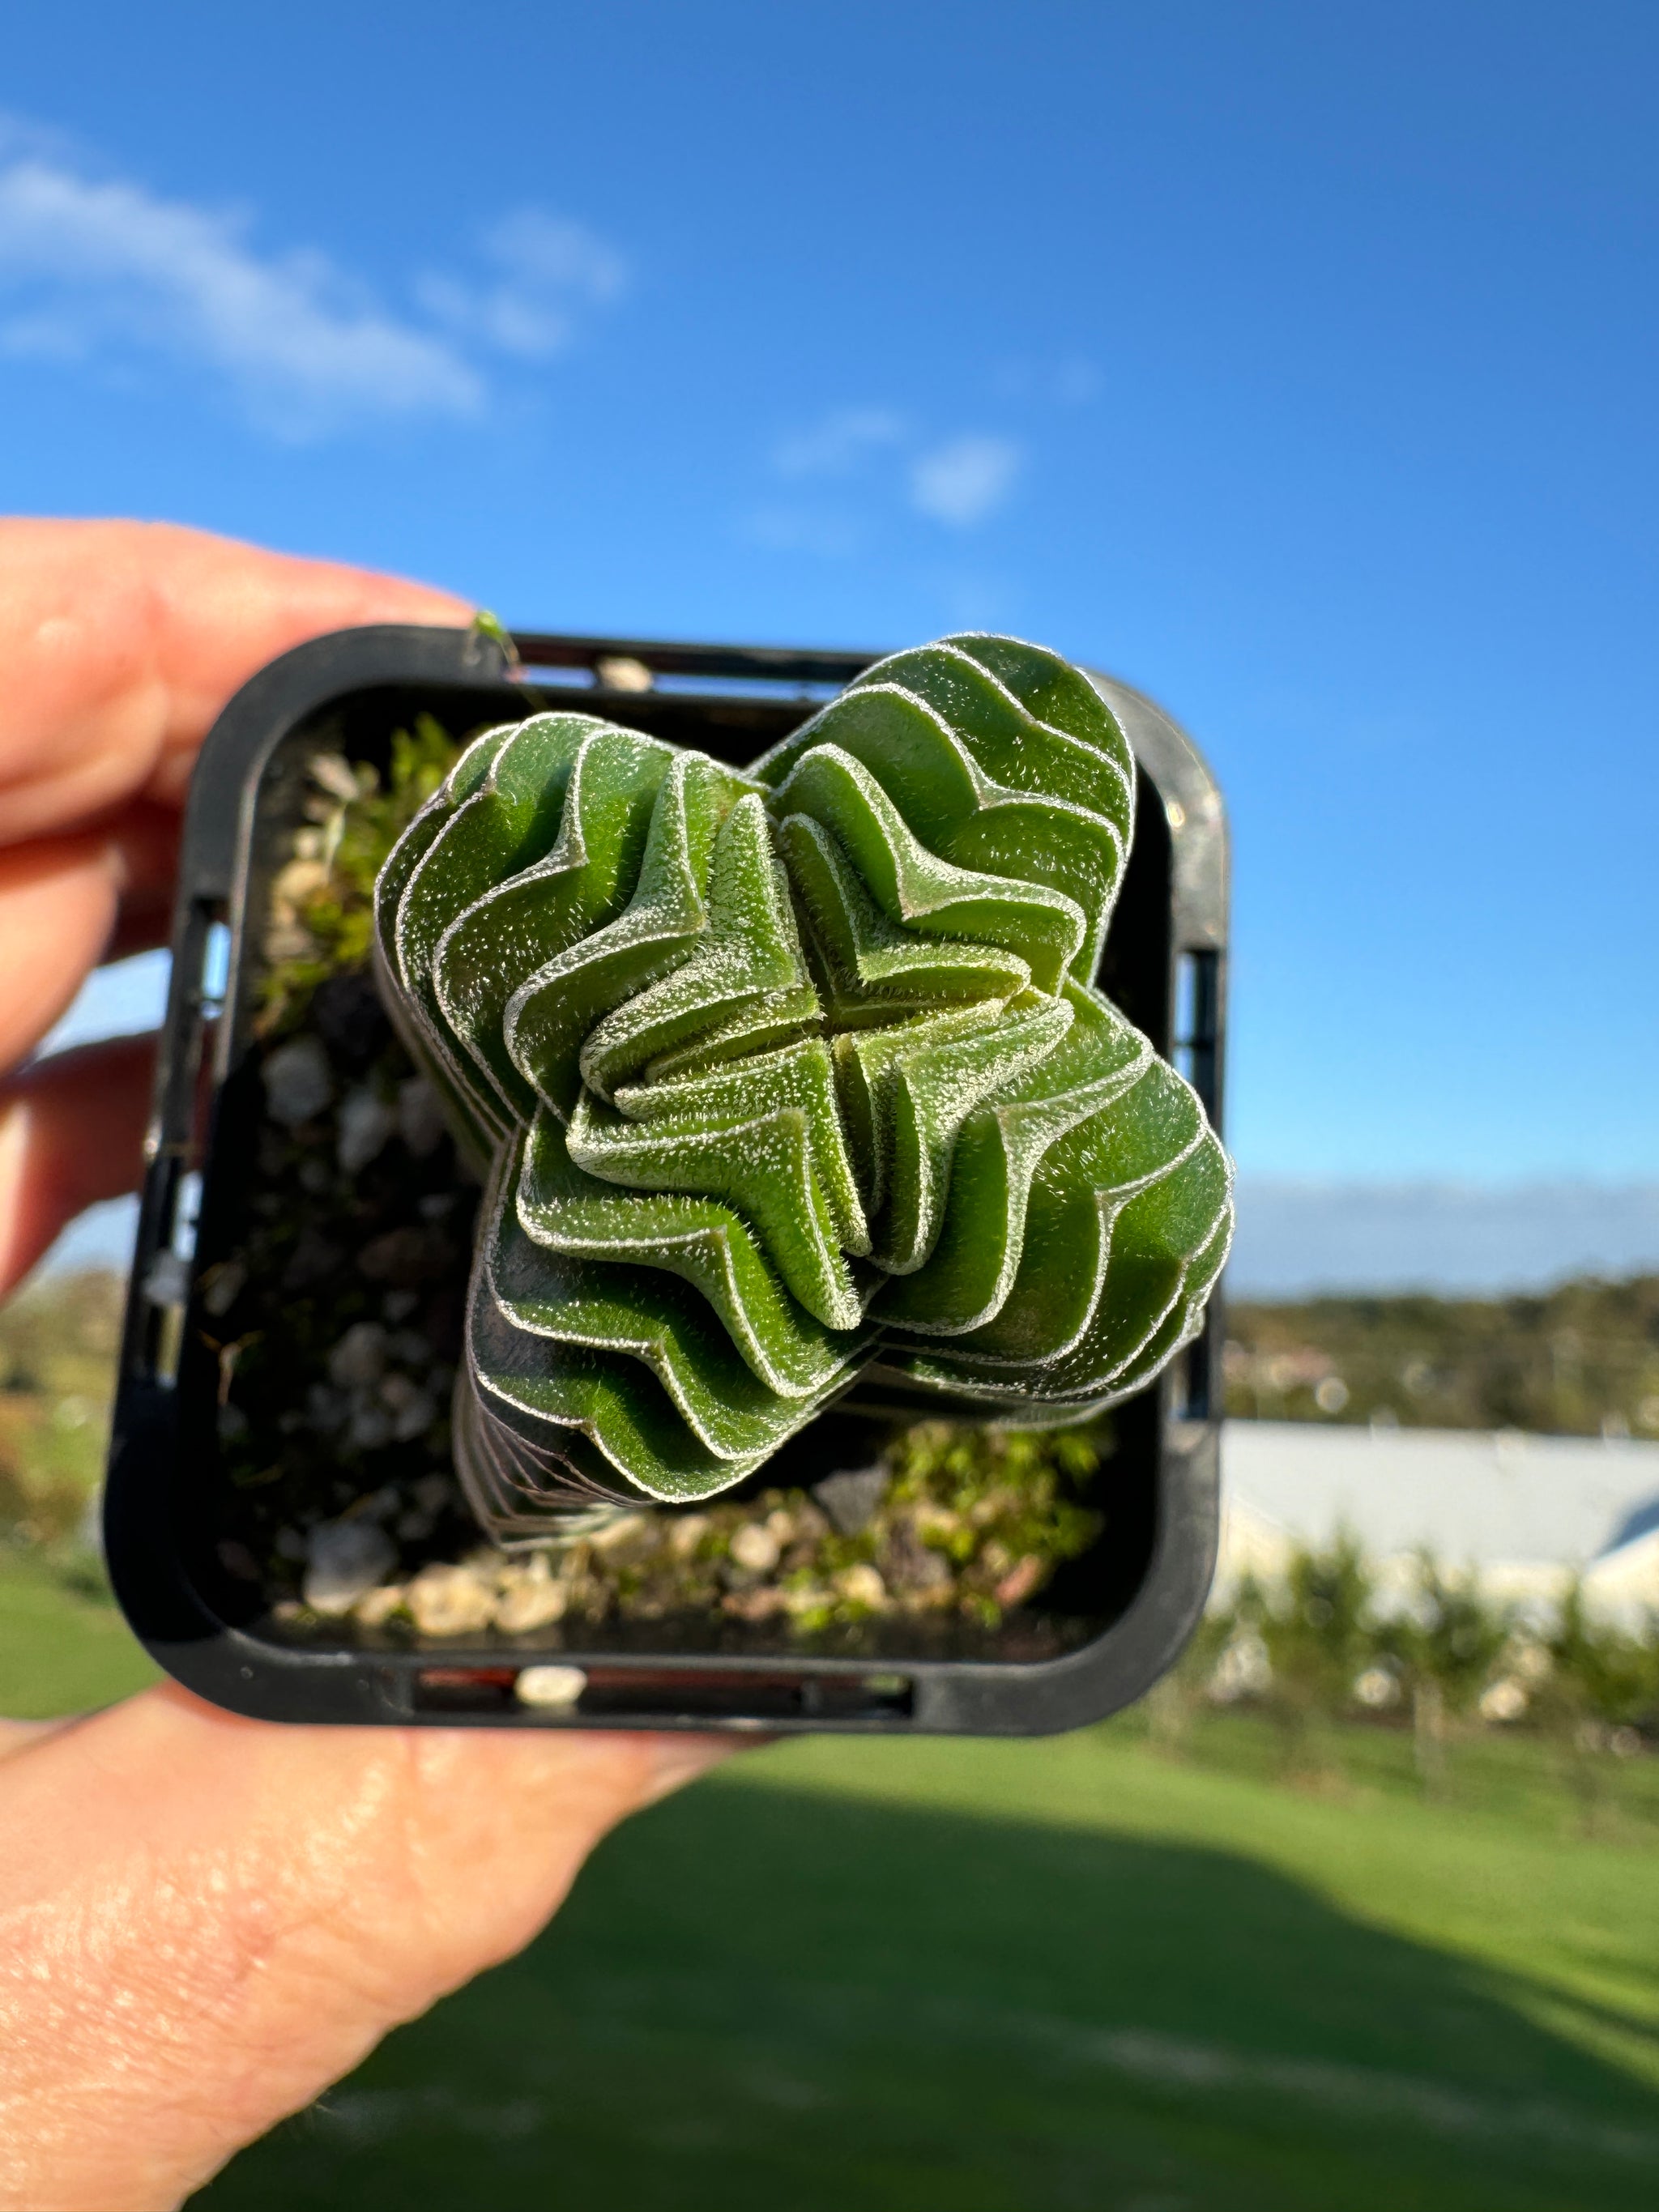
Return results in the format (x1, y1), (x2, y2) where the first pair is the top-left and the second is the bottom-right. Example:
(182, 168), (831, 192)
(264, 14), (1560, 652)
(1226, 1272), (1659, 1438)
(2, 1270), (1657, 1843)
(1154, 1532), (1659, 1826)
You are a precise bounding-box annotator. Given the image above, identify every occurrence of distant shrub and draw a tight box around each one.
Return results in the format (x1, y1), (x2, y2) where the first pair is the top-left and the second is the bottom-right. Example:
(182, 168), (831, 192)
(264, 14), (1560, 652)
(0, 1269), (122, 1549)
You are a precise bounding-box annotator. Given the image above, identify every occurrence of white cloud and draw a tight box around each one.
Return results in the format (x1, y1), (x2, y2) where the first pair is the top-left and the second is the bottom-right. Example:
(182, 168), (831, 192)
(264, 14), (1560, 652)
(771, 406), (908, 479)
(750, 411), (1025, 556)
(418, 208), (629, 362)
(0, 153), (482, 433)
(0, 124), (629, 436)
(909, 434), (1021, 527)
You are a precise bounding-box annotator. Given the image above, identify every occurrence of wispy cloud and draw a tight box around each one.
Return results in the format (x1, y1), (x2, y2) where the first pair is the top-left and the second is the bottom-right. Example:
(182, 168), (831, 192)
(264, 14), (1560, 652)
(771, 406), (908, 479)
(757, 406), (1023, 552)
(0, 122), (626, 436)
(417, 208), (628, 362)
(0, 148), (479, 432)
(909, 434), (1021, 526)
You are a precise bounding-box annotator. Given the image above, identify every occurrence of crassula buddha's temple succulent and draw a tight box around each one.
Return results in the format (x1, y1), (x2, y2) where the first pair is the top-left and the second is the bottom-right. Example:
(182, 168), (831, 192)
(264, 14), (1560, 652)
(373, 633), (1233, 1535)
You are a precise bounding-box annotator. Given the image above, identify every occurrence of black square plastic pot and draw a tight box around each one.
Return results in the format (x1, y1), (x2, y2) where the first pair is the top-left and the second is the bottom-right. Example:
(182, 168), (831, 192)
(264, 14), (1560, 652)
(104, 624), (1229, 1735)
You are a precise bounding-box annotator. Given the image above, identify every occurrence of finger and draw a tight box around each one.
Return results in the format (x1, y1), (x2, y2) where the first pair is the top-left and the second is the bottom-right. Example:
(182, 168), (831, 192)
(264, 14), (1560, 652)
(0, 518), (474, 849)
(100, 801), (181, 963)
(0, 835), (125, 1072)
(0, 805), (186, 1072)
(0, 1684), (731, 2211)
(0, 1717), (77, 1762)
(0, 1034), (155, 1298)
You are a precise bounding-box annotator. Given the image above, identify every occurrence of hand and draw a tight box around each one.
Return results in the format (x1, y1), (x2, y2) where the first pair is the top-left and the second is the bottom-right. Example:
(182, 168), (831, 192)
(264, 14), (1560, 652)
(0, 522), (730, 2212)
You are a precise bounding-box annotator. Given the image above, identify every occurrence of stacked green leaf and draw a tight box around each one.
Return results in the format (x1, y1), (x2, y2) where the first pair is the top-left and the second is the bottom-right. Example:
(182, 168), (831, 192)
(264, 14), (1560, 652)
(373, 634), (1232, 1533)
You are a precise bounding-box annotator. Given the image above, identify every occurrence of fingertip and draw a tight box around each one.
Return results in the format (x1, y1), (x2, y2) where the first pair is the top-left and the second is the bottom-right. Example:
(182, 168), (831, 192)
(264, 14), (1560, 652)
(0, 1031), (156, 1295)
(0, 519), (480, 842)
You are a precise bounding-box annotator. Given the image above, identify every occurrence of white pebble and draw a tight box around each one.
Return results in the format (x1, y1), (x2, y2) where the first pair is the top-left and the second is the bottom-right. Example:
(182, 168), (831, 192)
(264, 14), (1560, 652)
(588, 1512), (650, 1554)
(304, 1519), (397, 1616)
(337, 1088), (395, 1174)
(668, 1513), (710, 1559)
(270, 857), (330, 914)
(516, 1664), (586, 1708)
(262, 1036), (334, 1127)
(496, 1560), (570, 1633)
(730, 1523), (781, 1575)
(407, 1562), (496, 1636)
(595, 656), (654, 693)
(836, 1562), (887, 1609)
(309, 752), (361, 803)
(328, 1323), (388, 1389)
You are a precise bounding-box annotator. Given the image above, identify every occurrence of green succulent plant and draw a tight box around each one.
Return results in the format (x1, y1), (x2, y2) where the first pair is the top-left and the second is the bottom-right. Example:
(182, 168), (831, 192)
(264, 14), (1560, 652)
(374, 633), (1232, 1532)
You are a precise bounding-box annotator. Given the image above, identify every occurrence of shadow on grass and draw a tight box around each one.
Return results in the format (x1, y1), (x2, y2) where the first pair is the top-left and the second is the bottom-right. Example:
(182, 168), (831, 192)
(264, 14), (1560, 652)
(195, 1770), (1659, 2212)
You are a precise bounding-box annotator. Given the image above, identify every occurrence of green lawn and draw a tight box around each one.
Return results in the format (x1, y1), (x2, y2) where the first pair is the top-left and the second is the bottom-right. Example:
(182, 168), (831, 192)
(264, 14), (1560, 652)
(0, 1548), (160, 1716)
(184, 1729), (1659, 2212)
(5, 1557), (1657, 2210)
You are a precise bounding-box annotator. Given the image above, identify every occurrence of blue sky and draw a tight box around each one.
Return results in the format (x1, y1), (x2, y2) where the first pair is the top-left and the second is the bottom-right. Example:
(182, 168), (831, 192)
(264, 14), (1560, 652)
(4, 1), (1657, 1185)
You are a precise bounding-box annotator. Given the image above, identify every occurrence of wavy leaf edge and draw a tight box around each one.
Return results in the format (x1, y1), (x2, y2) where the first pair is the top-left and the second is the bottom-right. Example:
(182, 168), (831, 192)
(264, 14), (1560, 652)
(373, 632), (1234, 1528)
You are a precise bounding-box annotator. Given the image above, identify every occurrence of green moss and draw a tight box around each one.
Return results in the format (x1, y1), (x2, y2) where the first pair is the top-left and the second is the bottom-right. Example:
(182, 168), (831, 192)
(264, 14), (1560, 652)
(258, 714), (460, 1038)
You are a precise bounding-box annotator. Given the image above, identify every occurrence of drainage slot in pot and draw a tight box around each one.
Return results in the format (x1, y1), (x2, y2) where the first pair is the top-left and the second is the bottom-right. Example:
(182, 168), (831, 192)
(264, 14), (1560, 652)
(413, 1666), (520, 1713)
(574, 1669), (914, 1724)
(130, 900), (231, 1388)
(411, 1664), (915, 1722)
